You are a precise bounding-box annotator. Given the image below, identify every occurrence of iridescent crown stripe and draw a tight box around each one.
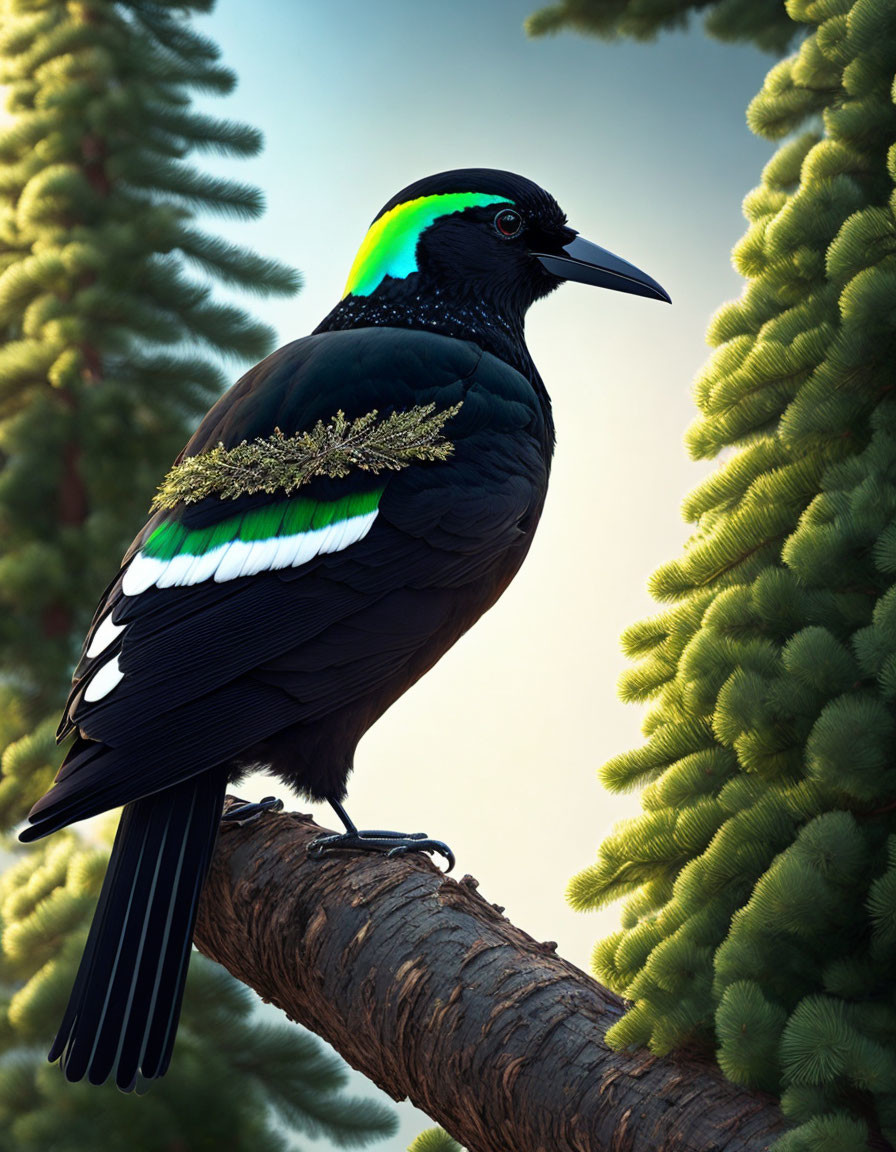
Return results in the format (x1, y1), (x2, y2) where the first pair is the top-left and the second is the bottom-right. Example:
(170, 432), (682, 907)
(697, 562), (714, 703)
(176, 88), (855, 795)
(343, 192), (510, 298)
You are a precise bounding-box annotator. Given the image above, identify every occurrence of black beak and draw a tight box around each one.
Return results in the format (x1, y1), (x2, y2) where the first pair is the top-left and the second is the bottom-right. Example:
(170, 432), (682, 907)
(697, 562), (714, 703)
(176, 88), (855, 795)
(533, 234), (671, 303)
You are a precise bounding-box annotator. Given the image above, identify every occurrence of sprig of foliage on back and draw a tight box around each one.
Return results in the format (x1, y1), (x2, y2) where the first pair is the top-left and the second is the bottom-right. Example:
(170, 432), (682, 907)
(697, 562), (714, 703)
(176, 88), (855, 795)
(152, 402), (463, 509)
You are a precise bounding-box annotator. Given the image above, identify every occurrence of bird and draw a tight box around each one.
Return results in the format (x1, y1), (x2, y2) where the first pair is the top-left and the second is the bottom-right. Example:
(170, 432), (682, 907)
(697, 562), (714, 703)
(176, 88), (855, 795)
(20, 168), (669, 1091)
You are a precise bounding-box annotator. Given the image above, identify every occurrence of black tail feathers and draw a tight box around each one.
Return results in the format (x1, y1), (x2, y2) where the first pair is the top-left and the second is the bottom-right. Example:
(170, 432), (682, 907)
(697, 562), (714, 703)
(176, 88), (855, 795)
(50, 769), (227, 1091)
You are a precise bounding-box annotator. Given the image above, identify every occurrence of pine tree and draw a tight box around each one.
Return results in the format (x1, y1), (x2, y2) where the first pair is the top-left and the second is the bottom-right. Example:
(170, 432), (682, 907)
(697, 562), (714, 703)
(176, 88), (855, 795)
(529, 0), (896, 1148)
(525, 0), (797, 53)
(407, 1129), (463, 1152)
(0, 1), (395, 1146)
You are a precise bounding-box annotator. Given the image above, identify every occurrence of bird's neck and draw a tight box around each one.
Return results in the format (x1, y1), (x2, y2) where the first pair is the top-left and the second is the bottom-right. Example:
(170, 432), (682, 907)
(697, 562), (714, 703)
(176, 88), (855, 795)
(315, 290), (555, 453)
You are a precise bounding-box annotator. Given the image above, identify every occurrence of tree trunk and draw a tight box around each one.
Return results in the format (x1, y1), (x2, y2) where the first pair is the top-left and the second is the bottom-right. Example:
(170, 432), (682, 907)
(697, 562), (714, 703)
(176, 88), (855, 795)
(193, 798), (791, 1152)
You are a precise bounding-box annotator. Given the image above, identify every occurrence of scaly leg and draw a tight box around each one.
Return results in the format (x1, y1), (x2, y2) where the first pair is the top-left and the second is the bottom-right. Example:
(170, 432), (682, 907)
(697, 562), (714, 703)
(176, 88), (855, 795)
(308, 798), (455, 872)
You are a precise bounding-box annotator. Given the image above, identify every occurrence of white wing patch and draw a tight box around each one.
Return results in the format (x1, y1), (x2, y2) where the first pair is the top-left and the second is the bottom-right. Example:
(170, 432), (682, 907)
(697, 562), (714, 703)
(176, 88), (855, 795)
(83, 655), (125, 702)
(121, 509), (378, 596)
(85, 613), (126, 658)
(83, 509), (379, 706)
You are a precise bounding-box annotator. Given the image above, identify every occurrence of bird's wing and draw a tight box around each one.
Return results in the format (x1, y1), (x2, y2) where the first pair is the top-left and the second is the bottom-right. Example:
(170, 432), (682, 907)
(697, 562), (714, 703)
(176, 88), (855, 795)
(25, 327), (547, 836)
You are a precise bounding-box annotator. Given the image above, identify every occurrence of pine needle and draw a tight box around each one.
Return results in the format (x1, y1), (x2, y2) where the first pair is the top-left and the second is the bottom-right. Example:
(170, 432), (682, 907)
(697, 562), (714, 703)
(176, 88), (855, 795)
(150, 401), (463, 510)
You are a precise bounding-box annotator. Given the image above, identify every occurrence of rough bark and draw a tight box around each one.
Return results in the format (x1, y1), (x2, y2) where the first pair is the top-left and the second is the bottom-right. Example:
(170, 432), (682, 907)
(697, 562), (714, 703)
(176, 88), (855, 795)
(193, 798), (791, 1152)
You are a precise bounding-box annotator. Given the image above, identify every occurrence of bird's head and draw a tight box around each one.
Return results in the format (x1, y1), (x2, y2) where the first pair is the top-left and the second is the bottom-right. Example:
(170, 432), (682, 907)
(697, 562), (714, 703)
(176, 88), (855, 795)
(339, 168), (669, 322)
(316, 169), (668, 375)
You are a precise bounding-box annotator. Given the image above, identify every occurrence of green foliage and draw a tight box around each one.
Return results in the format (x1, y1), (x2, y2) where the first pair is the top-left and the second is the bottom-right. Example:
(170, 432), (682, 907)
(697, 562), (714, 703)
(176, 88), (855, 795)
(564, 0), (896, 1146)
(0, 837), (397, 1150)
(525, 0), (796, 54)
(0, 0), (394, 1148)
(151, 401), (464, 509)
(0, 0), (304, 716)
(408, 1128), (464, 1152)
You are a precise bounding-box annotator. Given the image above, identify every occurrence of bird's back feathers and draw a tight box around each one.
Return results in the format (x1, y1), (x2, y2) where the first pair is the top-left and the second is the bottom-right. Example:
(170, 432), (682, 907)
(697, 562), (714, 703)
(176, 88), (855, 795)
(26, 327), (549, 838)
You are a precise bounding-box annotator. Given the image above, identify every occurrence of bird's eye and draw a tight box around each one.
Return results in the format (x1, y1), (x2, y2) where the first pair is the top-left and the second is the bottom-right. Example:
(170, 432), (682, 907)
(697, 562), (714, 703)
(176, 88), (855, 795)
(494, 209), (523, 239)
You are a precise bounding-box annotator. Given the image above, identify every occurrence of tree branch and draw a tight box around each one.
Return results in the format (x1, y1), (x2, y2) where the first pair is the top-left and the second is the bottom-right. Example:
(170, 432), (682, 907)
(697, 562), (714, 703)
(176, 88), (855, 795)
(193, 798), (791, 1152)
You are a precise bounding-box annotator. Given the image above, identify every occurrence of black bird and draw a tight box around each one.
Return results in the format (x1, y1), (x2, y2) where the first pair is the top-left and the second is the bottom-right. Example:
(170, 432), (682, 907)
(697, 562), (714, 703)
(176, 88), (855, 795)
(21, 168), (669, 1090)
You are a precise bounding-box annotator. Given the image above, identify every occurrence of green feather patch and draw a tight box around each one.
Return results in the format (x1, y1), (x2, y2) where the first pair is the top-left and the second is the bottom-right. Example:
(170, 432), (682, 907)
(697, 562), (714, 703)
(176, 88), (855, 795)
(144, 489), (384, 560)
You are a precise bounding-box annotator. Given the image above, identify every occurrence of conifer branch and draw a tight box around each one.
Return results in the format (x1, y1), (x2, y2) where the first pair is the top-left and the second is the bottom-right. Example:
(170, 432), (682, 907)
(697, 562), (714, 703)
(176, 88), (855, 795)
(151, 402), (463, 510)
(194, 799), (792, 1152)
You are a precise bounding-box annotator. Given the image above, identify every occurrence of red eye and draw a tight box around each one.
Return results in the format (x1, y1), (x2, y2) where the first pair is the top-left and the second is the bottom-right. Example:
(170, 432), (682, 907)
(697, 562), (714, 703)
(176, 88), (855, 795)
(494, 209), (523, 238)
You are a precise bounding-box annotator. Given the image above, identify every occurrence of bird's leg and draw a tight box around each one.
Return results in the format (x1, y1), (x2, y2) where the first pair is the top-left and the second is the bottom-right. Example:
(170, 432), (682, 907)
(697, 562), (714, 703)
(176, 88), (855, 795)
(220, 795), (284, 825)
(308, 798), (455, 872)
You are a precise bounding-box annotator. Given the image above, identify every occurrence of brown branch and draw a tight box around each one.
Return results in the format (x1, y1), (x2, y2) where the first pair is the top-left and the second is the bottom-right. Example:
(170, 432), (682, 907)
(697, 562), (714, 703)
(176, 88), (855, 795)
(193, 798), (791, 1152)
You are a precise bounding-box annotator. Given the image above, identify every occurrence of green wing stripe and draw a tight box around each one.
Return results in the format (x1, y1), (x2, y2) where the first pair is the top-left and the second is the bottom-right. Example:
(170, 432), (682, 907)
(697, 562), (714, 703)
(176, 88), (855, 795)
(146, 522), (187, 559)
(143, 489), (384, 561)
(281, 498), (316, 536)
(240, 504), (287, 542)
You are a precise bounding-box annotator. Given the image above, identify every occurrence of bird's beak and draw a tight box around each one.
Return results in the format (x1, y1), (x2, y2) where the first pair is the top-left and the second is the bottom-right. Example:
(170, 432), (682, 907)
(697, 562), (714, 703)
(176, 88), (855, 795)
(533, 233), (671, 303)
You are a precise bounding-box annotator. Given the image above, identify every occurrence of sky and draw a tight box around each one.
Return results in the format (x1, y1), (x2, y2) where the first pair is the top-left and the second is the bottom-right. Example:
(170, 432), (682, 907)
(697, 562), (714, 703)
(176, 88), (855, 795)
(188, 1), (776, 1145)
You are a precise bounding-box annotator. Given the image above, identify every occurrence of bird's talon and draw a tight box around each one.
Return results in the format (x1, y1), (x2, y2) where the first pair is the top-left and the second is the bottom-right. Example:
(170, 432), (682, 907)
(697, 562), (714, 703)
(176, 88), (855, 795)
(430, 842), (456, 873)
(390, 839), (455, 872)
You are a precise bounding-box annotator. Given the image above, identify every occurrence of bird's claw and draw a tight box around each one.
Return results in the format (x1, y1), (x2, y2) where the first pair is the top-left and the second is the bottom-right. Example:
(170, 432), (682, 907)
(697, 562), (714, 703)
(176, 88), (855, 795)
(309, 829), (454, 872)
(387, 838), (455, 871)
(221, 795), (284, 826)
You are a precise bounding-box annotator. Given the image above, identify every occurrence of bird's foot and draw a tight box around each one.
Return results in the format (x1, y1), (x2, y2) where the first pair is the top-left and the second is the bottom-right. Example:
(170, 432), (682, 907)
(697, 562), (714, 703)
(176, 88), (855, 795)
(221, 795), (284, 826)
(308, 829), (455, 872)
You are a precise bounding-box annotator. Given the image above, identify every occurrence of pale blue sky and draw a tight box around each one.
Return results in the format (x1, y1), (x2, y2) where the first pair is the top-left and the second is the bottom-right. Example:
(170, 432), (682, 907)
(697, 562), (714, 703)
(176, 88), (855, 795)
(191, 2), (778, 1145)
